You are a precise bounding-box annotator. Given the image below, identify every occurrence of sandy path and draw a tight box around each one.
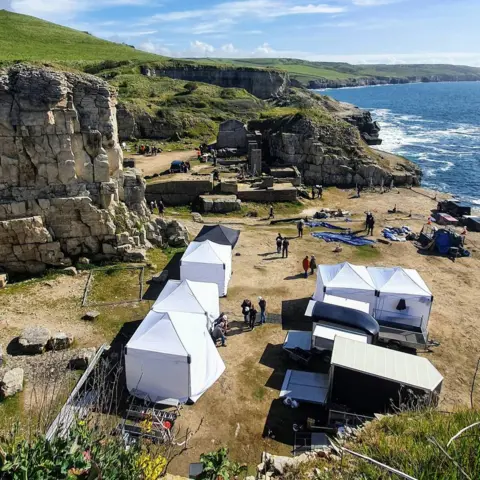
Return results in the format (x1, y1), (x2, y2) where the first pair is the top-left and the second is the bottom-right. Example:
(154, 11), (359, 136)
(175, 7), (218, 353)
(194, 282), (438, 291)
(128, 150), (196, 176)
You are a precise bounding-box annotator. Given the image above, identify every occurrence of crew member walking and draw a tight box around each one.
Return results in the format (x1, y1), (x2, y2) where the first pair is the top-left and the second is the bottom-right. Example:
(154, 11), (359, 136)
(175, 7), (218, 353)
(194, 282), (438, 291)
(302, 255), (309, 279)
(276, 233), (283, 254)
(249, 306), (258, 330)
(258, 296), (267, 325)
(282, 238), (289, 258)
(297, 219), (304, 238)
(310, 255), (317, 275)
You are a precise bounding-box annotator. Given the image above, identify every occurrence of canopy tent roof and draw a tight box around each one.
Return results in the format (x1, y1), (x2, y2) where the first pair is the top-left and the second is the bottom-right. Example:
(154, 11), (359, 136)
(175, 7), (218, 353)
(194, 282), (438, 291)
(182, 240), (231, 265)
(368, 267), (432, 297)
(127, 310), (207, 357)
(331, 336), (443, 392)
(312, 301), (380, 337)
(152, 280), (220, 323)
(126, 310), (225, 402)
(195, 225), (240, 248)
(318, 262), (375, 291)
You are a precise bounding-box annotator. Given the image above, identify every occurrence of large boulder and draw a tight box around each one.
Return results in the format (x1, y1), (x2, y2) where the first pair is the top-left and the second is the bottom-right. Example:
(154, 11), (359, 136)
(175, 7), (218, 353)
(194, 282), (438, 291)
(0, 368), (24, 398)
(47, 332), (74, 351)
(199, 195), (241, 214)
(18, 326), (51, 354)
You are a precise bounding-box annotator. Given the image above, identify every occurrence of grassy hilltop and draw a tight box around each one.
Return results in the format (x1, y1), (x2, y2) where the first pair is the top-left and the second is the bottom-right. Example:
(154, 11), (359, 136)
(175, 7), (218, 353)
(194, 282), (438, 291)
(199, 57), (480, 86)
(0, 9), (163, 66)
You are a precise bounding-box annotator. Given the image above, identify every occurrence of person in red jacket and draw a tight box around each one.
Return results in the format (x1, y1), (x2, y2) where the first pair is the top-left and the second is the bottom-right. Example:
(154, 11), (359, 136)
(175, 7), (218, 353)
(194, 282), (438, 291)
(302, 256), (309, 279)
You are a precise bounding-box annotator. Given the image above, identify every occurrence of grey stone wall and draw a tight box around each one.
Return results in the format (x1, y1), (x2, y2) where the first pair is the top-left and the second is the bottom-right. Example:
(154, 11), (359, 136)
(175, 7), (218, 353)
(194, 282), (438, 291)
(146, 177), (213, 206)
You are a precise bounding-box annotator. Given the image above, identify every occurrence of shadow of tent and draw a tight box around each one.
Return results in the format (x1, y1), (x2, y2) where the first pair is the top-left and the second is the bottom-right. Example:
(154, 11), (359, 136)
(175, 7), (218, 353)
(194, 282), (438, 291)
(142, 252), (184, 301)
(281, 298), (312, 331)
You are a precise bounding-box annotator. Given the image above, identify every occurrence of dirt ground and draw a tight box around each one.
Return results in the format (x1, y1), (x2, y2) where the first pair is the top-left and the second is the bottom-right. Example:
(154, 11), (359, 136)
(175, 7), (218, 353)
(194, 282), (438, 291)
(2, 186), (480, 476)
(130, 150), (196, 176)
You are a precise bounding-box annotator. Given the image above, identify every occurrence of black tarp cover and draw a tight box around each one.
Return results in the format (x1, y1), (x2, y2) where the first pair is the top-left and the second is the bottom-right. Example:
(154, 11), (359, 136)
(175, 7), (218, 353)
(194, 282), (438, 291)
(311, 301), (380, 338)
(194, 225), (240, 248)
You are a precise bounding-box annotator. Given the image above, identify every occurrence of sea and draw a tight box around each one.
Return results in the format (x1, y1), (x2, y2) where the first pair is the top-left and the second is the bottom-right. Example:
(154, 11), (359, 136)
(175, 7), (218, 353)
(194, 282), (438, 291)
(316, 82), (480, 205)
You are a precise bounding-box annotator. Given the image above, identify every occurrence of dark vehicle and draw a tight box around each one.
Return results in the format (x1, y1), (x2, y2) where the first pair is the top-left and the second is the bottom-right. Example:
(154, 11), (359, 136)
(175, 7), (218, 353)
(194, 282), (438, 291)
(437, 199), (471, 218)
(170, 160), (186, 173)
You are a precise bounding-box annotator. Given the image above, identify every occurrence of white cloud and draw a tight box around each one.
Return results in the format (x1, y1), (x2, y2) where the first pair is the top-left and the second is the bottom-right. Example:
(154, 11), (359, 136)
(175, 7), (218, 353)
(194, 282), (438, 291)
(138, 41), (172, 56)
(352, 0), (401, 5)
(150, 1), (345, 26)
(190, 40), (215, 55)
(253, 42), (274, 55)
(221, 43), (238, 53)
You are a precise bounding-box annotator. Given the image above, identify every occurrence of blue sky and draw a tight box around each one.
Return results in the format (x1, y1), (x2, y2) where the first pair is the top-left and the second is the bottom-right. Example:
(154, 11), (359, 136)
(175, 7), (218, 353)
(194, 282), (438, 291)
(3, 0), (480, 65)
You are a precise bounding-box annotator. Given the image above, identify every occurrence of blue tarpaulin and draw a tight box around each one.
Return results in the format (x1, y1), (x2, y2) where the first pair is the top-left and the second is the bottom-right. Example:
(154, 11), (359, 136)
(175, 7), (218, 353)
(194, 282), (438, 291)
(311, 232), (375, 247)
(306, 221), (348, 230)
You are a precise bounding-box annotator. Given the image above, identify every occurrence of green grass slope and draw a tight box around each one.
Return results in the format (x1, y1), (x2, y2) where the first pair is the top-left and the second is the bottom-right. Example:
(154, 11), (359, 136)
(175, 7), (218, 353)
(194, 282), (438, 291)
(0, 10), (162, 66)
(199, 57), (480, 86)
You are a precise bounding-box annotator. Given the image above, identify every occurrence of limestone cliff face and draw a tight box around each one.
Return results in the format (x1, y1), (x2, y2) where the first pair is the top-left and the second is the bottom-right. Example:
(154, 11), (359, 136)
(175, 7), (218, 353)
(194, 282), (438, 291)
(250, 114), (421, 187)
(141, 65), (289, 99)
(0, 65), (174, 275)
(307, 73), (480, 89)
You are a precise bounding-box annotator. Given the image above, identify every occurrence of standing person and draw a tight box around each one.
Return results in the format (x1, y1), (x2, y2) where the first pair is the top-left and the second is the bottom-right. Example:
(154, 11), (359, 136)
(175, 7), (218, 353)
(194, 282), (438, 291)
(258, 296), (267, 325)
(282, 237), (289, 258)
(367, 215), (375, 236)
(297, 219), (304, 238)
(318, 185), (323, 199)
(365, 212), (371, 231)
(268, 204), (275, 219)
(149, 201), (155, 214)
(241, 299), (252, 324)
(302, 255), (309, 279)
(311, 186), (315, 199)
(357, 184), (361, 197)
(249, 306), (258, 330)
(310, 255), (317, 275)
(276, 233), (283, 254)
(158, 198), (165, 216)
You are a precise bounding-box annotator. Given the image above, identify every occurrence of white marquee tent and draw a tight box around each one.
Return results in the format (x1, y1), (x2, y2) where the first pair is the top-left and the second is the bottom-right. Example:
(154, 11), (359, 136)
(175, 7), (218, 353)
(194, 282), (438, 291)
(313, 262), (377, 314)
(152, 279), (220, 329)
(313, 262), (433, 331)
(367, 267), (433, 331)
(180, 240), (232, 297)
(125, 311), (225, 403)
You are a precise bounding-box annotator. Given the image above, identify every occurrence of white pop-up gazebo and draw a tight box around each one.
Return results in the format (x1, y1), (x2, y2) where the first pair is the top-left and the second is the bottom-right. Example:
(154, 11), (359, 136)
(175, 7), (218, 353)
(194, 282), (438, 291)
(368, 267), (433, 332)
(125, 311), (225, 403)
(313, 262), (376, 314)
(152, 279), (220, 329)
(180, 240), (232, 297)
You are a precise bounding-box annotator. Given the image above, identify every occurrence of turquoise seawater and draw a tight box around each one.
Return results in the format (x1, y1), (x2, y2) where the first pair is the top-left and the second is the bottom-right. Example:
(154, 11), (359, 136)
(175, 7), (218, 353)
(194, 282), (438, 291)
(317, 82), (480, 204)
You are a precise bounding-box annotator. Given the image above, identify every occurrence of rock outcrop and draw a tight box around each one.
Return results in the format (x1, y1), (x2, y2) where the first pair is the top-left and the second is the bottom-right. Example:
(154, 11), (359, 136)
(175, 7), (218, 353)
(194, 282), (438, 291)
(141, 65), (289, 99)
(0, 65), (187, 275)
(0, 368), (24, 398)
(250, 114), (421, 187)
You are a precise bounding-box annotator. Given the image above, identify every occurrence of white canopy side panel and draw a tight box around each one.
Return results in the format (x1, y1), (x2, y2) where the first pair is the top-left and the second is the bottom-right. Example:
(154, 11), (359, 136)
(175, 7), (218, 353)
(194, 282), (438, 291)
(375, 295), (431, 330)
(181, 262), (227, 297)
(170, 314), (225, 402)
(125, 351), (190, 402)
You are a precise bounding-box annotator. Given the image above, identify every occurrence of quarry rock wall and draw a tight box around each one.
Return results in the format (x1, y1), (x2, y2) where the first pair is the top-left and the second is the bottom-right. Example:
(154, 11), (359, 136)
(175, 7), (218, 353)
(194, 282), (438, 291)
(141, 65), (289, 99)
(0, 65), (186, 275)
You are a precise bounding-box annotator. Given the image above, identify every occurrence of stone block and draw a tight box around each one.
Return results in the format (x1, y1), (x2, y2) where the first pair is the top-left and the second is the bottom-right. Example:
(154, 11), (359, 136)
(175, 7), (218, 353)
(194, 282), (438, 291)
(69, 347), (96, 370)
(18, 326), (51, 354)
(48, 332), (74, 351)
(0, 368), (24, 398)
(83, 310), (100, 321)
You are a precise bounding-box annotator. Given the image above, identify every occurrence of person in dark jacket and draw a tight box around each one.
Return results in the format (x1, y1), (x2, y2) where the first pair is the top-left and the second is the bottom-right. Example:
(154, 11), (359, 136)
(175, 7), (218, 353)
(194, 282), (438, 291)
(268, 205), (275, 219)
(241, 299), (252, 324)
(276, 233), (283, 254)
(212, 323), (226, 347)
(309, 255), (317, 275)
(367, 215), (375, 236)
(282, 238), (289, 258)
(258, 296), (267, 324)
(249, 306), (257, 330)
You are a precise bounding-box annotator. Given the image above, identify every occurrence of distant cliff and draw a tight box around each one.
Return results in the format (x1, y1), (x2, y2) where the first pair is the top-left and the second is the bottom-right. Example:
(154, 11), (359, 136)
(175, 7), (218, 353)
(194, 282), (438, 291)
(141, 65), (289, 99)
(308, 74), (480, 89)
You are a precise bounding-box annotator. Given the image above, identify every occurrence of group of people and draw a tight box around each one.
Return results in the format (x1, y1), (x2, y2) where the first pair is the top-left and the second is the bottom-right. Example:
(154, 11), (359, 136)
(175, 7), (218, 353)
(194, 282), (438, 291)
(275, 234), (290, 258)
(302, 255), (317, 278)
(241, 297), (267, 330)
(136, 144), (162, 156)
(197, 145), (218, 166)
(149, 199), (165, 215)
(365, 212), (376, 236)
(311, 185), (323, 199)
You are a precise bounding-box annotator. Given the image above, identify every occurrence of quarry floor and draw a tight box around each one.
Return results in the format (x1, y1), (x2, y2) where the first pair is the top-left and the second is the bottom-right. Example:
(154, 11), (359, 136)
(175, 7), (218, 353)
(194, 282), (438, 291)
(2, 187), (480, 476)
